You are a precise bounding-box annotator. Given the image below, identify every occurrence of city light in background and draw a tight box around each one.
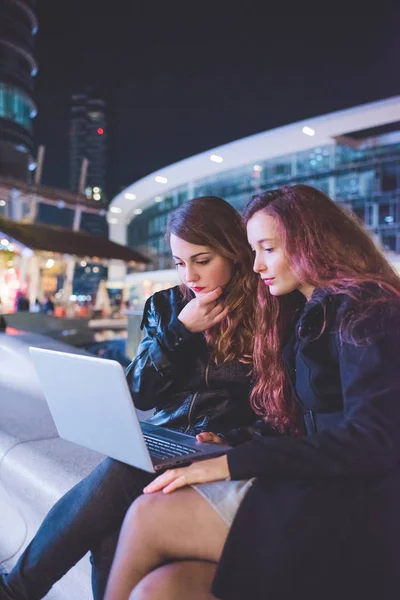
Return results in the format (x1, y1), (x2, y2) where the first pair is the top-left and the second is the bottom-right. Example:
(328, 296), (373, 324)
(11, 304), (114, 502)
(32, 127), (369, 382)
(0, 8), (399, 599)
(1, 3), (399, 312)
(302, 126), (315, 136)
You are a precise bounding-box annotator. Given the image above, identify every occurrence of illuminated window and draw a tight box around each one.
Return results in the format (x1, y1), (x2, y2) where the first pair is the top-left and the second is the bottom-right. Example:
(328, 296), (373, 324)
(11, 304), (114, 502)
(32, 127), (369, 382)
(0, 82), (35, 130)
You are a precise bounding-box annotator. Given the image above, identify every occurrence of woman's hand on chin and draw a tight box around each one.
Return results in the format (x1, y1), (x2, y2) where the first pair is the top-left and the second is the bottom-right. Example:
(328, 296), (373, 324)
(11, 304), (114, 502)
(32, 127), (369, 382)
(143, 455), (230, 494)
(178, 287), (228, 332)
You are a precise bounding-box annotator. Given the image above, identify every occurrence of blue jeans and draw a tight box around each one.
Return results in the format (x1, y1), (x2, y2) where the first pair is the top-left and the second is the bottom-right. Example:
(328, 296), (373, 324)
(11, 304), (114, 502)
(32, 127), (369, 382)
(4, 458), (155, 600)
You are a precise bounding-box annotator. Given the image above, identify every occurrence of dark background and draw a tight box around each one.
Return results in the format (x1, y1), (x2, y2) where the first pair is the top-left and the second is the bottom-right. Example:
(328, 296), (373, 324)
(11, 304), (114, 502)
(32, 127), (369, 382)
(34, 2), (400, 198)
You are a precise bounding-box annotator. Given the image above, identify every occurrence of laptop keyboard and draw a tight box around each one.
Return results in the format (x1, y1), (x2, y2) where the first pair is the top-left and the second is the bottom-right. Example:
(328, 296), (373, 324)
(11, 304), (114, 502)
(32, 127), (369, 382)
(143, 434), (198, 460)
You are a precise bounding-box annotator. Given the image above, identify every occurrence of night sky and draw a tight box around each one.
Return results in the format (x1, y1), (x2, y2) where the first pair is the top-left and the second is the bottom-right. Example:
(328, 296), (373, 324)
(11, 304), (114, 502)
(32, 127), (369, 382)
(34, 2), (400, 199)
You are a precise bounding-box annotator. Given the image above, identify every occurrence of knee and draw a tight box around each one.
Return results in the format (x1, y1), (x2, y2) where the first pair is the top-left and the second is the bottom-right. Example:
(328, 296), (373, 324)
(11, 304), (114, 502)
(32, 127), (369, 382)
(128, 569), (166, 600)
(129, 579), (154, 600)
(123, 493), (163, 536)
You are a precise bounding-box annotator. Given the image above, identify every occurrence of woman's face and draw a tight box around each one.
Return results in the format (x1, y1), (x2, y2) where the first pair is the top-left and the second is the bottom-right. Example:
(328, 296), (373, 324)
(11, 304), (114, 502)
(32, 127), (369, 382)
(170, 234), (233, 297)
(247, 211), (314, 300)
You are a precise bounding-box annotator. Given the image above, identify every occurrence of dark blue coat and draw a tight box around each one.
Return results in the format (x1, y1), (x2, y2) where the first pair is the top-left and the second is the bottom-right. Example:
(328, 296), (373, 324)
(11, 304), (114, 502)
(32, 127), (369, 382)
(213, 288), (400, 600)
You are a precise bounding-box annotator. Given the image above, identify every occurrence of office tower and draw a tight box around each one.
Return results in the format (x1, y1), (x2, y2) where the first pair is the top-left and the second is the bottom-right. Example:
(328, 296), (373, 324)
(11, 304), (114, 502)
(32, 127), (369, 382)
(69, 91), (108, 236)
(0, 0), (38, 179)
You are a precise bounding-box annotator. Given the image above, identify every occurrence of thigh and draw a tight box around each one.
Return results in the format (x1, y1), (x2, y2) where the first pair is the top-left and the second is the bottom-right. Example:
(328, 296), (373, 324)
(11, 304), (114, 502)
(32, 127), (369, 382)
(76, 457), (156, 527)
(127, 487), (229, 563)
(130, 561), (218, 600)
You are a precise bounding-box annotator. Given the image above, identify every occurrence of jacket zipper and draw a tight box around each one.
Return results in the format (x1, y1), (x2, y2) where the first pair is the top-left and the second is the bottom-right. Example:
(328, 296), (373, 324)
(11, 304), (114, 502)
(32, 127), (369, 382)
(205, 359), (210, 387)
(185, 391), (199, 433)
(309, 410), (317, 434)
(185, 359), (211, 433)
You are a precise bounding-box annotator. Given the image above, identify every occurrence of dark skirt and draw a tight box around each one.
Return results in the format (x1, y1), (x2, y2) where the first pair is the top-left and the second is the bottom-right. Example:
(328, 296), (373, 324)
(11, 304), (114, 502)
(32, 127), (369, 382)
(212, 468), (400, 600)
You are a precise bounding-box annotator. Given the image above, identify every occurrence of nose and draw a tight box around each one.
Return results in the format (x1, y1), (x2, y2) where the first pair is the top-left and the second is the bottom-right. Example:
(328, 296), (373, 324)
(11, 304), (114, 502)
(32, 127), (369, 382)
(185, 264), (200, 283)
(253, 251), (266, 274)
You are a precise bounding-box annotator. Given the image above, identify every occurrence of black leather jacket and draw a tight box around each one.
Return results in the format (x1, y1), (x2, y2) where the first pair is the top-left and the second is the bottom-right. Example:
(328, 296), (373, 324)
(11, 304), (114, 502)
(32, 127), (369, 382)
(126, 286), (256, 437)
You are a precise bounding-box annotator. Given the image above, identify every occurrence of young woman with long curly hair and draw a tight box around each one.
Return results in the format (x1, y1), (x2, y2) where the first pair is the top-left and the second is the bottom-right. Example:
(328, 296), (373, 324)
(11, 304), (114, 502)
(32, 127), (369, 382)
(0, 196), (260, 600)
(104, 185), (400, 600)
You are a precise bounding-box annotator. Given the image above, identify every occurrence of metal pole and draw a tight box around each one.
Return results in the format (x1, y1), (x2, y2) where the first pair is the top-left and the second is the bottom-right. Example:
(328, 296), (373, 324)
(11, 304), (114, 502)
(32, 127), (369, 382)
(34, 145), (45, 185)
(78, 157), (89, 195)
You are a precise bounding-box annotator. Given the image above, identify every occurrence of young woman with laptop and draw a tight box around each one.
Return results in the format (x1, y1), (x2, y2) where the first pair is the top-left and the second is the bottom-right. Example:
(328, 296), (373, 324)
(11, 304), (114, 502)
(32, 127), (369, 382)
(0, 196), (266, 600)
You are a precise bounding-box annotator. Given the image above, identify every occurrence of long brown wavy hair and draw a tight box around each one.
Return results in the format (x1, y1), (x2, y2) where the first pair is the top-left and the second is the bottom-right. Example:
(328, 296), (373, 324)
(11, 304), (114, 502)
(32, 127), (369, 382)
(167, 196), (257, 364)
(243, 184), (400, 435)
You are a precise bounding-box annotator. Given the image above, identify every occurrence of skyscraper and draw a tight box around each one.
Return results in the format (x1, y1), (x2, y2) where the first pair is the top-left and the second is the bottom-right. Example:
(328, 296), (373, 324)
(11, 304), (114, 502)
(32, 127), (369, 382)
(69, 91), (108, 237)
(0, 0), (38, 180)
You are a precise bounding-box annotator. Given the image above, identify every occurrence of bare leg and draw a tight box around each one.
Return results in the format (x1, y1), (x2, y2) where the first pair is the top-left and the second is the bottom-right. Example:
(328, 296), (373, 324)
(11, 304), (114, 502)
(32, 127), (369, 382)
(129, 561), (218, 600)
(104, 488), (228, 600)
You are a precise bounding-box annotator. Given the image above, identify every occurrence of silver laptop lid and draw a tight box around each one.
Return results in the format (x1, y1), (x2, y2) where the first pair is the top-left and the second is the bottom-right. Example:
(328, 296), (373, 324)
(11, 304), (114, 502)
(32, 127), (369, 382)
(29, 347), (155, 472)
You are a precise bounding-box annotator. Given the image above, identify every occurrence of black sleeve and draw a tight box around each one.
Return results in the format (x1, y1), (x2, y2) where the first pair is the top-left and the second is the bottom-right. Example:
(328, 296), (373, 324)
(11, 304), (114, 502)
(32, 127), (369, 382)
(125, 294), (200, 410)
(227, 314), (400, 480)
(218, 420), (281, 447)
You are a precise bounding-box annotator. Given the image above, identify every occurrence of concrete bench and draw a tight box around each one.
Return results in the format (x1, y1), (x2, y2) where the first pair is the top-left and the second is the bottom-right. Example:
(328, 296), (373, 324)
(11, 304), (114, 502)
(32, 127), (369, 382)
(0, 333), (111, 599)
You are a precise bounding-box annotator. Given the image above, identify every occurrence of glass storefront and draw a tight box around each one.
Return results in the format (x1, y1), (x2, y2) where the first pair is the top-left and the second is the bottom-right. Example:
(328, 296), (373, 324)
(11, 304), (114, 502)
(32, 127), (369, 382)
(128, 131), (400, 274)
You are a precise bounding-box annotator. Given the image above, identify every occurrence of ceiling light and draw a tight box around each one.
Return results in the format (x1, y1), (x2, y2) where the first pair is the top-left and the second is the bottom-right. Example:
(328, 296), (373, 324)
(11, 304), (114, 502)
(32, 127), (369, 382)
(124, 193), (136, 200)
(302, 126), (315, 136)
(253, 165), (262, 172)
(210, 154), (223, 163)
(133, 208), (143, 215)
(154, 196), (163, 203)
(110, 207), (122, 213)
(155, 176), (168, 184)
(0, 200), (6, 206)
(109, 218), (118, 224)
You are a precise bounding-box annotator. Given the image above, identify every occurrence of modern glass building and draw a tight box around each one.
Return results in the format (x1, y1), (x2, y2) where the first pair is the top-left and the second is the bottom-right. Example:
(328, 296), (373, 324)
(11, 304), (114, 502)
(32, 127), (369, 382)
(0, 0), (38, 179)
(108, 97), (400, 307)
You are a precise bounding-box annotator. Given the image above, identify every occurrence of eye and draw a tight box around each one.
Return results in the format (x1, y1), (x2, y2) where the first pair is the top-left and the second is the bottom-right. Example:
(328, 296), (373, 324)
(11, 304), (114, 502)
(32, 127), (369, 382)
(174, 262), (183, 268)
(196, 260), (210, 265)
(263, 248), (274, 253)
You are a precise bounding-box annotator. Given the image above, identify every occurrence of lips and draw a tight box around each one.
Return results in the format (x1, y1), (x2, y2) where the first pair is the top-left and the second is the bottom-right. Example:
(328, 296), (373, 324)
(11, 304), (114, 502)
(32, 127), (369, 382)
(191, 286), (205, 292)
(262, 278), (275, 285)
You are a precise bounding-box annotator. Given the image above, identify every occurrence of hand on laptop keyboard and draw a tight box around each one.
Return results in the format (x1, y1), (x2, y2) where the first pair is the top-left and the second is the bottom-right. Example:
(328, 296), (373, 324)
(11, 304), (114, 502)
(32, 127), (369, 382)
(196, 432), (226, 445)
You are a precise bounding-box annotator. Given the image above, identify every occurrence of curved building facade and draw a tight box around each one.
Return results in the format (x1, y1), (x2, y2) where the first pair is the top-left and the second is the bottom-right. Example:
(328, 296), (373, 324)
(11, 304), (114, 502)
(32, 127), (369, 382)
(108, 97), (400, 306)
(0, 0), (38, 179)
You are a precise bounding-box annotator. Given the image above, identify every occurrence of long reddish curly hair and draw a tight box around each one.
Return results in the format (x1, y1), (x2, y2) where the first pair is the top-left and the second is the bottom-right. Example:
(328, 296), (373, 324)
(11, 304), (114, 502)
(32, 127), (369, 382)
(167, 196), (258, 364)
(244, 185), (400, 436)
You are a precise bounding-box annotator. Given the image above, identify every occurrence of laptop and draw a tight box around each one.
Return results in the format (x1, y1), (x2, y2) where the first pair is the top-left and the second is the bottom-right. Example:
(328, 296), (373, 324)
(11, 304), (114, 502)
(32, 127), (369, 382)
(29, 347), (230, 473)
